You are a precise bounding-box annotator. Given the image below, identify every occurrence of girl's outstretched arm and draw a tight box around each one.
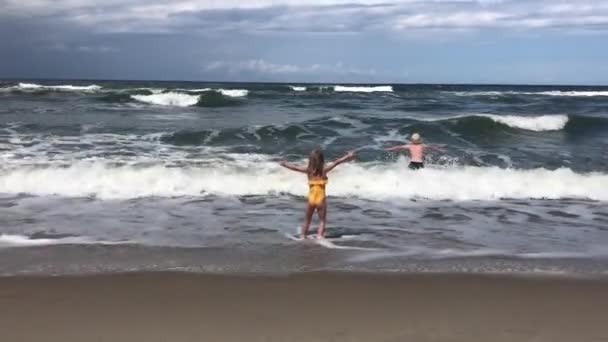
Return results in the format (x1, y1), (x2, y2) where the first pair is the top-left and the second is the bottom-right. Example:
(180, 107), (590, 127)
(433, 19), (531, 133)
(279, 161), (308, 173)
(324, 151), (355, 173)
(385, 144), (410, 152)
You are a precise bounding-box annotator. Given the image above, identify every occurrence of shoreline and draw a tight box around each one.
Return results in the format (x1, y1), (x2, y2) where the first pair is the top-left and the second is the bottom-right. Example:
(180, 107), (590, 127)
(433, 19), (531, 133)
(2, 243), (608, 277)
(3, 268), (608, 280)
(1, 271), (606, 342)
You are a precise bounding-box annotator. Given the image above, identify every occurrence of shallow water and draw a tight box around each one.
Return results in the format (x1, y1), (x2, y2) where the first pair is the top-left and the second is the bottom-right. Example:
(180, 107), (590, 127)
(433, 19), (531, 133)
(0, 80), (607, 275)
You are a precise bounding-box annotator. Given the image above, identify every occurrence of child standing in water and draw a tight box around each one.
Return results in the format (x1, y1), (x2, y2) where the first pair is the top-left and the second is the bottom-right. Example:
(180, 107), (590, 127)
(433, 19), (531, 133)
(385, 133), (444, 169)
(280, 149), (355, 239)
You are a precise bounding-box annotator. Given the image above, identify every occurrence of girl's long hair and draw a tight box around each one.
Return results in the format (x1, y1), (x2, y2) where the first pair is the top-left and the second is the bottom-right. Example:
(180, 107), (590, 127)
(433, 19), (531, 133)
(307, 148), (325, 177)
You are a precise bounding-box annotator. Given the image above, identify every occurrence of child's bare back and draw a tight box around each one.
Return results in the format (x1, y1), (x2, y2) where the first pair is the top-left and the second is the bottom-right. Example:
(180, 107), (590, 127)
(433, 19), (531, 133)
(385, 133), (444, 170)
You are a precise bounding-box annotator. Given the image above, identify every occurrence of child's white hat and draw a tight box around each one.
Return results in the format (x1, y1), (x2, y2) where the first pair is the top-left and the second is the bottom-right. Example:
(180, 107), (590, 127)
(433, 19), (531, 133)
(411, 133), (421, 142)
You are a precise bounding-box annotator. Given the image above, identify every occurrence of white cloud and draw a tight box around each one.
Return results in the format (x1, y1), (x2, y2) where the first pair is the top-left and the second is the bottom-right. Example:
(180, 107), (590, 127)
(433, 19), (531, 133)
(206, 59), (376, 76)
(392, 2), (608, 30)
(2, 0), (395, 15)
(3, 0), (608, 33)
(48, 42), (118, 53)
(76, 45), (118, 53)
(207, 60), (309, 73)
(395, 11), (510, 29)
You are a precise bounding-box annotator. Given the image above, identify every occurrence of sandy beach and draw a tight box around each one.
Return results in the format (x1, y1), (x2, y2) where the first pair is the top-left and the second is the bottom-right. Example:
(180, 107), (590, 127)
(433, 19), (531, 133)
(0, 272), (606, 342)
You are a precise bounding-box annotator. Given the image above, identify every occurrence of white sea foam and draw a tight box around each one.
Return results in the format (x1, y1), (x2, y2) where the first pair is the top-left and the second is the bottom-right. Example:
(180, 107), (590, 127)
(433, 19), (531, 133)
(348, 247), (608, 263)
(131, 92), (200, 107)
(289, 86), (307, 91)
(121, 87), (164, 94)
(0, 234), (131, 248)
(449, 91), (505, 96)
(217, 89), (248, 97)
(0, 161), (606, 200)
(449, 90), (608, 97)
(283, 233), (375, 250)
(182, 88), (248, 97)
(183, 88), (213, 92)
(535, 91), (608, 97)
(334, 85), (393, 93)
(13, 83), (102, 92)
(374, 113), (569, 132)
(478, 114), (569, 131)
(0, 234), (93, 247)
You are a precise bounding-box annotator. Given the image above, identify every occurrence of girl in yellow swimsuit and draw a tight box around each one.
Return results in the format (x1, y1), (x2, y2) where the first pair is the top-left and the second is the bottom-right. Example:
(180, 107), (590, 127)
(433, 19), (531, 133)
(280, 149), (355, 239)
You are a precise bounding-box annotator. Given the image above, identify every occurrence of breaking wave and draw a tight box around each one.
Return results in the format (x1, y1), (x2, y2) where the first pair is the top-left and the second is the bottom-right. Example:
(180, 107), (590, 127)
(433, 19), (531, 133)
(0, 82), (102, 92)
(131, 90), (245, 107)
(0, 161), (606, 200)
(334, 85), (393, 93)
(476, 114), (569, 131)
(132, 92), (200, 107)
(449, 90), (608, 97)
(289, 86), (307, 91)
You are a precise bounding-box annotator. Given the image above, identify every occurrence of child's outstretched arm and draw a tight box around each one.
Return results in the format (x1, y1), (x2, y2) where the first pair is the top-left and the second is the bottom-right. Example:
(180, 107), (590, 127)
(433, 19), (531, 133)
(385, 144), (410, 152)
(324, 151), (356, 173)
(279, 161), (308, 173)
(425, 144), (446, 152)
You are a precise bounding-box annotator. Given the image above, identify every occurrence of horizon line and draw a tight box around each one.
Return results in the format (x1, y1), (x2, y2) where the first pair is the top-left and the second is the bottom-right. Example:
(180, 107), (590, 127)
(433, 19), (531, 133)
(2, 77), (608, 88)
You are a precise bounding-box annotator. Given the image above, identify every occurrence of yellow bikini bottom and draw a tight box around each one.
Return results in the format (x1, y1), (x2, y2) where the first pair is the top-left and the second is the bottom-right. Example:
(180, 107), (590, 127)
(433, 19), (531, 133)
(308, 179), (327, 206)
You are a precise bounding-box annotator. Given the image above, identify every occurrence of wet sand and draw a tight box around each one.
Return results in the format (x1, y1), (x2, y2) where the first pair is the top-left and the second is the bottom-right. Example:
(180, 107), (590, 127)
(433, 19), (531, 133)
(0, 272), (607, 342)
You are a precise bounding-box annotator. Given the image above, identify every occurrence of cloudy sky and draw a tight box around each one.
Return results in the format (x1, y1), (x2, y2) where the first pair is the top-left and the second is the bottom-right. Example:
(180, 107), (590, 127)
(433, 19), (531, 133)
(2, 0), (608, 84)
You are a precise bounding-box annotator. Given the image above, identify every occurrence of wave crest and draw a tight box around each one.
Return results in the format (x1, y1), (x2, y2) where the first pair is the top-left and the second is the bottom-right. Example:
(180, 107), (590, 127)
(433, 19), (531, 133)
(0, 161), (606, 200)
(334, 85), (393, 93)
(449, 90), (608, 97)
(131, 92), (200, 107)
(537, 91), (608, 97)
(0, 82), (103, 92)
(478, 114), (569, 131)
(218, 89), (248, 97)
(289, 86), (307, 91)
(131, 90), (244, 107)
(186, 88), (248, 97)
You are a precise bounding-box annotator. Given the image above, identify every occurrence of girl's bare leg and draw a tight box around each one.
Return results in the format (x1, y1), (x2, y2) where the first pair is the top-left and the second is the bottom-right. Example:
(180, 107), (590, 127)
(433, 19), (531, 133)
(316, 201), (327, 238)
(301, 204), (315, 239)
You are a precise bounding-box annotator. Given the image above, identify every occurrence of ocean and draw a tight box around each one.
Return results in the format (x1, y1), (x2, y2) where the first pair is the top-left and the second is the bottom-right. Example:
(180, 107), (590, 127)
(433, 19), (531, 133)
(0, 80), (607, 275)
